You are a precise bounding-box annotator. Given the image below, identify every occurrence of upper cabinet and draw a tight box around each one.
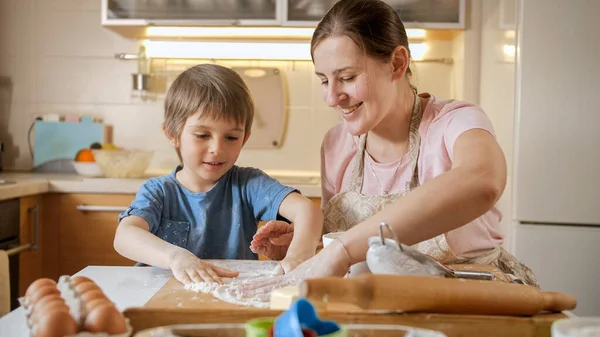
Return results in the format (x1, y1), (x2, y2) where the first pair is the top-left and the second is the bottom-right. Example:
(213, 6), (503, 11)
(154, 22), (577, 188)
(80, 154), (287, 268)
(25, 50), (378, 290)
(102, 0), (465, 38)
(103, 0), (281, 26)
(387, 0), (465, 29)
(283, 0), (465, 29)
(282, 0), (337, 26)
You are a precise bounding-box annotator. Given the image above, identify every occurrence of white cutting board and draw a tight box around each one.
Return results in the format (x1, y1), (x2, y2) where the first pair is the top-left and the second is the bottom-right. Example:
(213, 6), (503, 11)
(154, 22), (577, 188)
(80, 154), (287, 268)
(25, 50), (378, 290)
(233, 67), (287, 149)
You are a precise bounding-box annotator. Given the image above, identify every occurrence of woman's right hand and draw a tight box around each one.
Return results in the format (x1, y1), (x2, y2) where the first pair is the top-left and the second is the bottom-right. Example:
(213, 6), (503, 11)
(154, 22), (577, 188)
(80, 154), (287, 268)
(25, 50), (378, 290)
(240, 238), (352, 295)
(168, 249), (239, 285)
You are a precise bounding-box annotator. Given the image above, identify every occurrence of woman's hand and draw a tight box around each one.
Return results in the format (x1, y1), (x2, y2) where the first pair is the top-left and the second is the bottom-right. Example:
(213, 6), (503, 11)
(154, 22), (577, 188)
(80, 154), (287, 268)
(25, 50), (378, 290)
(250, 220), (294, 260)
(241, 238), (351, 295)
(169, 249), (239, 285)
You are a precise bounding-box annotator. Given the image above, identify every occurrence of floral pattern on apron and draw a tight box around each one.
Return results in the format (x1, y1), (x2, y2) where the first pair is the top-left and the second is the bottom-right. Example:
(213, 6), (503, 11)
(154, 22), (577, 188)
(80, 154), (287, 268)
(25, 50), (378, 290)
(322, 93), (540, 288)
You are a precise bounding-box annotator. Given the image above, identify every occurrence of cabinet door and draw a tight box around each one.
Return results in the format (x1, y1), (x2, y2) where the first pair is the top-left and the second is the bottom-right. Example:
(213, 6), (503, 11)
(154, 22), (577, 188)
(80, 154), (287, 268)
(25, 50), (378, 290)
(19, 195), (43, 296)
(387, 0), (465, 29)
(58, 194), (136, 276)
(284, 0), (465, 29)
(103, 0), (281, 26)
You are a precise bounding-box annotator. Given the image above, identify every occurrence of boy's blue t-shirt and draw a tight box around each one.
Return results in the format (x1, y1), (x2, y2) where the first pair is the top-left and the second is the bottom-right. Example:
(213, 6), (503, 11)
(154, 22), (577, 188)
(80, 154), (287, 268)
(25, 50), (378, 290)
(118, 165), (297, 260)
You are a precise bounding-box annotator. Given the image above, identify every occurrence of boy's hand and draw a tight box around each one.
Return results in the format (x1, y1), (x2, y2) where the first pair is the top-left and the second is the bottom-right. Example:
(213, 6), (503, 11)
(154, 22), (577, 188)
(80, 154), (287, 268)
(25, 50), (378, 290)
(169, 249), (239, 285)
(250, 220), (294, 260)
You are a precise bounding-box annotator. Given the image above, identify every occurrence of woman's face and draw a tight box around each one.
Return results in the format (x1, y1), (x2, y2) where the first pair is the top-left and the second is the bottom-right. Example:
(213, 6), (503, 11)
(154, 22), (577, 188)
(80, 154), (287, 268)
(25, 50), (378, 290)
(313, 35), (397, 136)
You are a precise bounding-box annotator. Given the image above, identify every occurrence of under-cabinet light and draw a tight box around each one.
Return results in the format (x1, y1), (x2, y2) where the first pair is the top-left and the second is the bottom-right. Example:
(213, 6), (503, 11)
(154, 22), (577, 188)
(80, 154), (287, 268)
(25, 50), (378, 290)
(144, 40), (312, 60)
(145, 26), (427, 40)
(144, 40), (428, 61)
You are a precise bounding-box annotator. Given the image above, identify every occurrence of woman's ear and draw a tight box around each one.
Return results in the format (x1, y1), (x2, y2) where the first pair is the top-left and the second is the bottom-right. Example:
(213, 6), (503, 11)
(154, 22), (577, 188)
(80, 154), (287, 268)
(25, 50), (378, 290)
(390, 45), (410, 80)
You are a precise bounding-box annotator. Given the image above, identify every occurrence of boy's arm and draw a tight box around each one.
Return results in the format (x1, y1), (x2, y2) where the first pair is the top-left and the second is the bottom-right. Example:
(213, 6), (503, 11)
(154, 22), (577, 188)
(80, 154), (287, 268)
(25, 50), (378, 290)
(114, 215), (239, 284)
(113, 215), (182, 269)
(277, 192), (324, 271)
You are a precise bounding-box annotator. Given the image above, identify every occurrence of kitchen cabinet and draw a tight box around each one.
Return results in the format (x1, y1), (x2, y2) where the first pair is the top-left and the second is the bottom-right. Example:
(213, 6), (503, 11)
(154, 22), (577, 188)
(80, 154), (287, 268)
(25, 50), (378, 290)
(55, 193), (321, 269)
(283, 0), (466, 29)
(18, 195), (44, 296)
(102, 0), (465, 39)
(102, 0), (280, 27)
(57, 194), (136, 276)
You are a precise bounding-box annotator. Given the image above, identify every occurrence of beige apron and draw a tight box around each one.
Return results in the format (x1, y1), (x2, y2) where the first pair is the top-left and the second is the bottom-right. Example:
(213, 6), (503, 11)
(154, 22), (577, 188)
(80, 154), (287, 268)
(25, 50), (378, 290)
(323, 94), (540, 288)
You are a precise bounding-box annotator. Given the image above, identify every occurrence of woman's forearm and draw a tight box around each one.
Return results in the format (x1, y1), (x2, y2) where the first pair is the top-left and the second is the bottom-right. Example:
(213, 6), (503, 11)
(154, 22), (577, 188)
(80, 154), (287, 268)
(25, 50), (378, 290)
(113, 216), (182, 269)
(286, 200), (324, 259)
(341, 165), (504, 265)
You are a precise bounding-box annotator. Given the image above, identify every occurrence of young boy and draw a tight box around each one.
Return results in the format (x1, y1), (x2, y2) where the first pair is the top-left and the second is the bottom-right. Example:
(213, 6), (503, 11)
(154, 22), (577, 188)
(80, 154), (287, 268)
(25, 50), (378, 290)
(114, 64), (323, 285)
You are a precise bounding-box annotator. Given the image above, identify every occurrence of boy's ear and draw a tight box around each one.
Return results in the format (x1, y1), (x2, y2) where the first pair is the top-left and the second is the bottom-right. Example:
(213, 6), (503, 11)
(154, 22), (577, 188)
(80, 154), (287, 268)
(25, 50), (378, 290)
(242, 129), (252, 146)
(162, 126), (179, 147)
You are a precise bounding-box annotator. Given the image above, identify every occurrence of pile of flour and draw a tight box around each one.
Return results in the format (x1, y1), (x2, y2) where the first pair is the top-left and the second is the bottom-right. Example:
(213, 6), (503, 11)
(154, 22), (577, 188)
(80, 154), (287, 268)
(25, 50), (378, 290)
(184, 260), (280, 308)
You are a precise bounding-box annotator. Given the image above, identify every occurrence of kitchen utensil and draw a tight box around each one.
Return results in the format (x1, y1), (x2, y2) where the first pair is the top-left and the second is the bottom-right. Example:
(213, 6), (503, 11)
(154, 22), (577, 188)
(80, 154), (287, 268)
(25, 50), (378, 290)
(92, 149), (153, 178)
(232, 67), (286, 149)
(32, 116), (107, 173)
(366, 222), (495, 281)
(300, 274), (577, 316)
(274, 298), (342, 337)
(72, 161), (103, 178)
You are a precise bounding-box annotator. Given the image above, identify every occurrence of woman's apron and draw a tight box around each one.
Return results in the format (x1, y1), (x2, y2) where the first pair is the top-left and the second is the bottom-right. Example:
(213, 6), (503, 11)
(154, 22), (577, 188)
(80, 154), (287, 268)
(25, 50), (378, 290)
(322, 94), (540, 288)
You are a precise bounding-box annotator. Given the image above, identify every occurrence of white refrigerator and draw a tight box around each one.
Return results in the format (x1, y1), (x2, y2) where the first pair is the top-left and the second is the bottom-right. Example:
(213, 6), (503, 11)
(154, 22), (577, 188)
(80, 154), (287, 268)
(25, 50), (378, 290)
(512, 0), (600, 316)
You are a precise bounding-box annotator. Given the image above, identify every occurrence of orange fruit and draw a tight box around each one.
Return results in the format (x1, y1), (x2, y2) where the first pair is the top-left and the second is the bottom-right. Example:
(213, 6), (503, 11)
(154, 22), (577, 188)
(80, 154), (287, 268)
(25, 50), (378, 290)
(75, 149), (95, 162)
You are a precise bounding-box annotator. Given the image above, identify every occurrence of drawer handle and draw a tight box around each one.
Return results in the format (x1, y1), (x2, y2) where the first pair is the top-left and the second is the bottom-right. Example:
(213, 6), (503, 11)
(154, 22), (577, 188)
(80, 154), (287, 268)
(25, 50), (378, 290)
(29, 204), (39, 251)
(4, 244), (32, 257)
(76, 205), (128, 212)
(1, 205), (40, 256)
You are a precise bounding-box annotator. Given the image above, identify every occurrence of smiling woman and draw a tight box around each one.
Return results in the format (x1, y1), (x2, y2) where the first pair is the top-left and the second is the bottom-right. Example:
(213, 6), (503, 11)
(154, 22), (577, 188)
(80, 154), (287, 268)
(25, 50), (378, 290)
(247, 0), (540, 291)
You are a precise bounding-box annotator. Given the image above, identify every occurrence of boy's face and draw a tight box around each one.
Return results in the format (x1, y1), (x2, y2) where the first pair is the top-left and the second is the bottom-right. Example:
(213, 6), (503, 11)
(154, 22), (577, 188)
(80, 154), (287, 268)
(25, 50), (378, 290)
(171, 110), (247, 189)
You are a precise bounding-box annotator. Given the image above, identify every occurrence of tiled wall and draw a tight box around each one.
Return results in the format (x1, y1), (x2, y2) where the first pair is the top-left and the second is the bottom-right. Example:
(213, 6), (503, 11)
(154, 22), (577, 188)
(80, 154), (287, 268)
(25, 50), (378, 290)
(0, 0), (455, 174)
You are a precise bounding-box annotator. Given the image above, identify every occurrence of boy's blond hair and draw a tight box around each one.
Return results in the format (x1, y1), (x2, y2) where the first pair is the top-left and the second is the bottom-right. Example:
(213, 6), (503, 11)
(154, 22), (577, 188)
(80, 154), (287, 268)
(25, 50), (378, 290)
(163, 64), (254, 161)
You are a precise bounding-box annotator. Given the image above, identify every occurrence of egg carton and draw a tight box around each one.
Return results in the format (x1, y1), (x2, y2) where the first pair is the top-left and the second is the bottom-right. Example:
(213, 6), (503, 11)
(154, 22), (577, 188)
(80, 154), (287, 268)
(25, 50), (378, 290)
(19, 275), (133, 337)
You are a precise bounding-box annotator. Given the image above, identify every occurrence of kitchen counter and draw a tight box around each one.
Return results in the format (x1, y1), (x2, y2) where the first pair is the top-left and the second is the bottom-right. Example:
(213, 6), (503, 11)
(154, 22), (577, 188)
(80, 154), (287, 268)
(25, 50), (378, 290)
(0, 266), (173, 337)
(0, 171), (322, 201)
(0, 266), (576, 337)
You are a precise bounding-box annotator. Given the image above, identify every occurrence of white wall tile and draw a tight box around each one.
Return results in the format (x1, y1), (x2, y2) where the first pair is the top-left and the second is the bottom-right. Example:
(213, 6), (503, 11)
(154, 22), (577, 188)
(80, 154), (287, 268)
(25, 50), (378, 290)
(0, 0), (37, 56)
(37, 9), (137, 57)
(0, 55), (37, 102)
(237, 107), (320, 172)
(37, 0), (101, 12)
(412, 63), (453, 99)
(35, 56), (137, 104)
(2, 103), (36, 170)
(281, 61), (313, 108)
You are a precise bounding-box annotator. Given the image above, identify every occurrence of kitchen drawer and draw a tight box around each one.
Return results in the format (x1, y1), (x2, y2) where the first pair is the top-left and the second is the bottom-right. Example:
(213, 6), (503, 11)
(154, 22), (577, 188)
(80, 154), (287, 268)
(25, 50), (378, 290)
(58, 194), (136, 275)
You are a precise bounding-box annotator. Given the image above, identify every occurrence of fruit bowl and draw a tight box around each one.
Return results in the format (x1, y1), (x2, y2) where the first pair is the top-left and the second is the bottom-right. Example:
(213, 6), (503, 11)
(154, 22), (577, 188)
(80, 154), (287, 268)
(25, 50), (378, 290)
(92, 149), (153, 178)
(72, 162), (104, 178)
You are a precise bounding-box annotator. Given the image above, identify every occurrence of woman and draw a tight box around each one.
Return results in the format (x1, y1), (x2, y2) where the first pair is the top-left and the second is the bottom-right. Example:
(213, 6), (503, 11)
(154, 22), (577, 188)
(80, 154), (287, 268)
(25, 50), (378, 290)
(250, 0), (538, 288)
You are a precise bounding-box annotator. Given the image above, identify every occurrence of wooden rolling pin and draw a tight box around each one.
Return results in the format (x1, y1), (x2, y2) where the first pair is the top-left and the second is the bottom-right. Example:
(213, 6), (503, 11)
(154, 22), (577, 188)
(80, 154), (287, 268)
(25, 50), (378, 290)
(300, 274), (576, 316)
